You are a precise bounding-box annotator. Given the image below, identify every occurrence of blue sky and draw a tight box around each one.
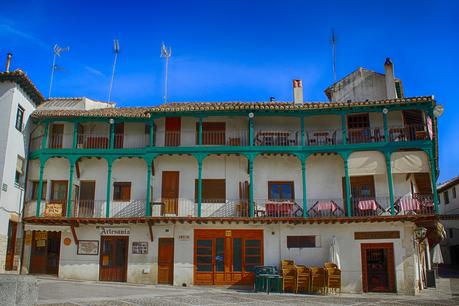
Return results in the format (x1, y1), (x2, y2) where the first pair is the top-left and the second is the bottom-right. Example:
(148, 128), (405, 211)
(1, 0), (458, 182)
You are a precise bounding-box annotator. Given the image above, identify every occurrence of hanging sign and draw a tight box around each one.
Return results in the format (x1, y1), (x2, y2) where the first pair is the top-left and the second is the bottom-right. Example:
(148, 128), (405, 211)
(100, 227), (130, 236)
(44, 203), (64, 217)
(24, 231), (32, 245)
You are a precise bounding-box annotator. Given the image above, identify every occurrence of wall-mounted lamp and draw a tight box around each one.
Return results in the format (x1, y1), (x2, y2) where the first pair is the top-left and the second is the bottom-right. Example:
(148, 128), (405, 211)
(248, 112), (254, 119)
(382, 108), (389, 115)
(109, 118), (115, 125)
(414, 227), (427, 241)
(433, 105), (444, 118)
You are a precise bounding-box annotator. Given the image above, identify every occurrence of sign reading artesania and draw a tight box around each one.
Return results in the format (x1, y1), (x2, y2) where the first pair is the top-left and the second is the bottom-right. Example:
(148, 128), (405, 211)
(100, 227), (130, 236)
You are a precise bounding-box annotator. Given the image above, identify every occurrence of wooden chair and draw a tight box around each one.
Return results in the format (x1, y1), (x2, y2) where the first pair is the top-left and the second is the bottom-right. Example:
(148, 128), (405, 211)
(324, 262), (338, 269)
(310, 267), (326, 294)
(281, 259), (294, 269)
(281, 267), (296, 293)
(326, 267), (341, 294)
(295, 265), (311, 293)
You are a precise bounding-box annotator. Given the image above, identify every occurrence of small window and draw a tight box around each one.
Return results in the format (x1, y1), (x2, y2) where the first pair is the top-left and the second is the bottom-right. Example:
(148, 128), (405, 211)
(194, 179), (226, 203)
(444, 191), (450, 205)
(449, 228), (454, 239)
(268, 181), (294, 200)
(287, 236), (316, 248)
(113, 182), (131, 201)
(453, 187), (457, 199)
(31, 181), (47, 200)
(15, 105), (24, 132)
(15, 155), (25, 185)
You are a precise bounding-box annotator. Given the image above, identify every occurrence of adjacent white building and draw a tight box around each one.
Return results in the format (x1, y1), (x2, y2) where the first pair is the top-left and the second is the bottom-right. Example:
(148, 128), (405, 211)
(438, 176), (459, 265)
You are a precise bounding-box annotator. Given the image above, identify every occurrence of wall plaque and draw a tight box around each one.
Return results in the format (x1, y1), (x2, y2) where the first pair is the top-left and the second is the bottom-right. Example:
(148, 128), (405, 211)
(354, 231), (400, 240)
(132, 242), (148, 254)
(44, 203), (63, 217)
(78, 240), (99, 255)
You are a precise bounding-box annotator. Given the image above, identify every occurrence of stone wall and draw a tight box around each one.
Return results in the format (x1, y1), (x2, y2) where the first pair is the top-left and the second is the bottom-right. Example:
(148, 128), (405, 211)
(0, 274), (38, 306)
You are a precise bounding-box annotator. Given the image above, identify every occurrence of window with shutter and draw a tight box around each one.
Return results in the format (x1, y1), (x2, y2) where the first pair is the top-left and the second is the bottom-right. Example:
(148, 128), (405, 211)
(113, 182), (131, 201)
(194, 179), (226, 203)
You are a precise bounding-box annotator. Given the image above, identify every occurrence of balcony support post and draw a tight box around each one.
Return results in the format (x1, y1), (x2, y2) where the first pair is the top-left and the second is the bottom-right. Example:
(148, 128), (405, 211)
(300, 156), (308, 217)
(72, 122), (78, 149)
(385, 152), (395, 216)
(198, 117), (203, 145)
(341, 113), (347, 145)
(66, 159), (76, 217)
(35, 159), (45, 217)
(197, 159), (203, 217)
(146, 163), (152, 217)
(383, 111), (389, 143)
(109, 121), (115, 149)
(248, 156), (254, 217)
(300, 116), (305, 146)
(41, 121), (49, 149)
(105, 159), (113, 218)
(342, 152), (352, 217)
(149, 120), (155, 147)
(249, 116), (254, 146)
(428, 151), (439, 214)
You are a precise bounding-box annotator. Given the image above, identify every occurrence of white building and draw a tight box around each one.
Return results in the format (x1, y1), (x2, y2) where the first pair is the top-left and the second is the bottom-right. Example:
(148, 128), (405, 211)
(438, 176), (459, 265)
(0, 57), (444, 295)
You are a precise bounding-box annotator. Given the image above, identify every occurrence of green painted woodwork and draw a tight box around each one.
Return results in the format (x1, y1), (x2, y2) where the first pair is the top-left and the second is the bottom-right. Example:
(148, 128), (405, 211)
(429, 154), (440, 213)
(109, 123), (115, 149)
(41, 122), (49, 149)
(198, 117), (203, 145)
(197, 159), (203, 217)
(72, 122), (78, 149)
(383, 112), (389, 143)
(301, 158), (308, 217)
(300, 116), (305, 146)
(341, 113), (347, 145)
(385, 153), (395, 215)
(248, 156), (254, 217)
(146, 165), (152, 216)
(343, 156), (351, 217)
(149, 121), (154, 147)
(249, 117), (254, 146)
(67, 161), (75, 217)
(105, 160), (113, 218)
(35, 162), (45, 217)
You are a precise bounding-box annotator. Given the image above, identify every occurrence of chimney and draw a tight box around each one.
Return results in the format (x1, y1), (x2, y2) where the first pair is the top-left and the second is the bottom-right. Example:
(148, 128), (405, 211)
(384, 57), (396, 99)
(5, 53), (12, 72)
(293, 79), (303, 104)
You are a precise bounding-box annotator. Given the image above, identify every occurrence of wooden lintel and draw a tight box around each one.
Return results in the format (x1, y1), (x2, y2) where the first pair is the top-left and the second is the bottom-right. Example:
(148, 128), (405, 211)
(147, 221), (154, 242)
(70, 223), (79, 245)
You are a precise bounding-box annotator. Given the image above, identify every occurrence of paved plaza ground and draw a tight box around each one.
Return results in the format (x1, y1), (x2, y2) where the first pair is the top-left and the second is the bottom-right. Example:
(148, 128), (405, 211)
(37, 276), (459, 306)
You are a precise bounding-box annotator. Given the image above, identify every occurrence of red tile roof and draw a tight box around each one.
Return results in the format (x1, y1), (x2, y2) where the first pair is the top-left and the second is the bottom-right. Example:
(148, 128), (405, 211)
(0, 70), (45, 105)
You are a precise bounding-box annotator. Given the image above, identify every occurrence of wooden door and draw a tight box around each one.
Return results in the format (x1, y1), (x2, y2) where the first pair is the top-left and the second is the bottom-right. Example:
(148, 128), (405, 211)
(165, 117), (181, 146)
(46, 232), (61, 275)
(29, 231), (61, 275)
(5, 221), (18, 271)
(158, 238), (174, 284)
(79, 181), (96, 217)
(114, 123), (124, 148)
(49, 124), (64, 148)
(342, 176), (375, 215)
(99, 236), (129, 282)
(51, 180), (68, 216)
(161, 171), (179, 215)
(361, 243), (396, 293)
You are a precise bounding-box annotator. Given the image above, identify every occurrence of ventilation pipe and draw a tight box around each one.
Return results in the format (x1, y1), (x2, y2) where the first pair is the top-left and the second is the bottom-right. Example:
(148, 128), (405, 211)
(293, 79), (303, 104)
(5, 53), (12, 72)
(384, 58), (396, 99)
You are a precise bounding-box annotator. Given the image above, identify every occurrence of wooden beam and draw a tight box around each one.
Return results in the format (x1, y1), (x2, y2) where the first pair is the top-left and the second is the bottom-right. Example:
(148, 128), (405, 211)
(147, 221), (154, 242)
(70, 222), (79, 245)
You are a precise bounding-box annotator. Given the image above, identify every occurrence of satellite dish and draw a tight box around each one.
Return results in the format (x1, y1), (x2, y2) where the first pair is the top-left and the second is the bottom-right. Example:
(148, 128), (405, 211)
(433, 104), (444, 118)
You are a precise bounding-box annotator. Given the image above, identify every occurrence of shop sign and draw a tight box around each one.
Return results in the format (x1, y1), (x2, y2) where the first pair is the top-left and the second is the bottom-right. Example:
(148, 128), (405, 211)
(354, 231), (400, 240)
(24, 231), (32, 245)
(225, 230), (232, 237)
(100, 227), (130, 236)
(44, 203), (63, 217)
(35, 231), (47, 240)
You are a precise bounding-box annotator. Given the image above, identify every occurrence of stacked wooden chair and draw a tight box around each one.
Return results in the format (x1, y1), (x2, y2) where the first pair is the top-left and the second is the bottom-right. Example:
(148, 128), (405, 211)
(310, 267), (327, 294)
(280, 260), (296, 293)
(294, 265), (311, 293)
(324, 262), (341, 294)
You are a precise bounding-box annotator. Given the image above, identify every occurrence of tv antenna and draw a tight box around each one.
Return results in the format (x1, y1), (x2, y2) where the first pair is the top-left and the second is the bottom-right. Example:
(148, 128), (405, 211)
(160, 42), (172, 104)
(108, 39), (120, 102)
(48, 44), (70, 98)
(331, 29), (337, 81)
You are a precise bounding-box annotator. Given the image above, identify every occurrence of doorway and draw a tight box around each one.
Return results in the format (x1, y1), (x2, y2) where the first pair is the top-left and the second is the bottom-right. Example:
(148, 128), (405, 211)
(5, 221), (18, 271)
(194, 229), (263, 286)
(158, 238), (174, 284)
(79, 181), (96, 217)
(161, 171), (179, 215)
(51, 180), (68, 216)
(49, 124), (64, 149)
(361, 243), (396, 292)
(29, 231), (61, 275)
(99, 236), (129, 282)
(114, 123), (124, 148)
(165, 117), (181, 146)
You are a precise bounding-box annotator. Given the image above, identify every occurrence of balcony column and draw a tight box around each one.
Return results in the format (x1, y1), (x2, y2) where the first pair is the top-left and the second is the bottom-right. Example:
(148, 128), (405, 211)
(300, 156), (308, 217)
(198, 117), (203, 145)
(249, 116), (254, 146)
(35, 159), (45, 217)
(249, 158), (254, 217)
(66, 159), (76, 217)
(149, 120), (155, 146)
(384, 152), (395, 216)
(341, 113), (347, 144)
(428, 152), (439, 214)
(41, 121), (49, 149)
(109, 121), (115, 149)
(146, 161), (152, 217)
(105, 159), (113, 218)
(72, 122), (78, 149)
(343, 153), (352, 217)
(383, 110), (389, 143)
(197, 159), (203, 217)
(300, 116), (305, 146)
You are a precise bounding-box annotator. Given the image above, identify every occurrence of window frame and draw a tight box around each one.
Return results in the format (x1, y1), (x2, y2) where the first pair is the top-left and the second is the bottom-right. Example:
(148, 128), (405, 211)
(453, 187), (457, 199)
(347, 113), (370, 129)
(31, 181), (47, 200)
(113, 182), (132, 201)
(286, 235), (316, 248)
(444, 191), (450, 205)
(15, 155), (25, 185)
(194, 179), (226, 203)
(268, 181), (294, 201)
(15, 105), (24, 132)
